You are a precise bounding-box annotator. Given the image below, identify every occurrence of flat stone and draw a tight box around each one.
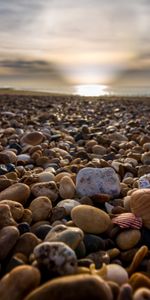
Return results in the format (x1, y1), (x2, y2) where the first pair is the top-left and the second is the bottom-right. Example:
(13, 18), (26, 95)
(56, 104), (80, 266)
(0, 183), (30, 205)
(21, 131), (44, 146)
(24, 274), (112, 300)
(0, 226), (19, 260)
(71, 204), (111, 234)
(33, 241), (77, 276)
(76, 167), (120, 197)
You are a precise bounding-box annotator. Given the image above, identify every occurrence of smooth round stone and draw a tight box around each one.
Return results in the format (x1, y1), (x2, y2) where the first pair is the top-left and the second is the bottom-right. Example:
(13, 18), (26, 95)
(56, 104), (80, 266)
(83, 234), (105, 254)
(56, 199), (81, 215)
(104, 264), (129, 285)
(55, 172), (72, 183)
(33, 224), (52, 240)
(71, 205), (111, 234)
(116, 229), (141, 250)
(24, 274), (112, 300)
(59, 176), (76, 199)
(29, 196), (52, 222)
(0, 183), (31, 205)
(17, 154), (31, 163)
(21, 131), (44, 146)
(33, 241), (77, 276)
(0, 265), (40, 300)
(0, 200), (24, 221)
(37, 172), (55, 182)
(0, 178), (12, 192)
(92, 145), (106, 155)
(45, 224), (84, 250)
(0, 226), (20, 260)
(130, 189), (150, 229)
(138, 173), (150, 189)
(21, 209), (32, 224)
(18, 222), (31, 235)
(76, 167), (120, 197)
(141, 151), (150, 165)
(13, 232), (40, 257)
(0, 150), (17, 164)
(31, 182), (58, 202)
(0, 204), (16, 229)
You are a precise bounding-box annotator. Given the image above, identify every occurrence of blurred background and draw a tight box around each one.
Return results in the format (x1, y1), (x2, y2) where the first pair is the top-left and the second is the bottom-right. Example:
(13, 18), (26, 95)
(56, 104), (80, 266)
(0, 0), (150, 95)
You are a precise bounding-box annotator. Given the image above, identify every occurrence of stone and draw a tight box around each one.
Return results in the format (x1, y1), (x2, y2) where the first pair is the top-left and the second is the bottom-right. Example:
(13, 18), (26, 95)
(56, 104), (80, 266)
(33, 224), (52, 240)
(87, 250), (110, 268)
(129, 272), (150, 291)
(13, 232), (40, 257)
(37, 171), (55, 182)
(21, 209), (32, 224)
(59, 176), (76, 199)
(99, 264), (129, 285)
(133, 287), (150, 300)
(0, 183), (30, 205)
(0, 178), (12, 192)
(24, 274), (113, 300)
(21, 131), (44, 146)
(0, 226), (19, 260)
(83, 234), (105, 254)
(17, 222), (31, 235)
(0, 150), (17, 164)
(141, 151), (150, 165)
(117, 283), (133, 300)
(49, 207), (66, 223)
(0, 204), (16, 228)
(130, 189), (150, 229)
(116, 229), (141, 250)
(138, 173), (150, 189)
(31, 182), (58, 202)
(33, 241), (77, 276)
(29, 196), (52, 222)
(45, 224), (84, 250)
(71, 205), (111, 234)
(56, 199), (81, 215)
(0, 265), (40, 300)
(0, 200), (24, 221)
(76, 167), (120, 197)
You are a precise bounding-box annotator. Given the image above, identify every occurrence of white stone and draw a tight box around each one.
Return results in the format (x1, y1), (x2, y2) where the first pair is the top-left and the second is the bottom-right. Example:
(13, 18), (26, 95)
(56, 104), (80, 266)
(138, 173), (150, 189)
(76, 167), (120, 197)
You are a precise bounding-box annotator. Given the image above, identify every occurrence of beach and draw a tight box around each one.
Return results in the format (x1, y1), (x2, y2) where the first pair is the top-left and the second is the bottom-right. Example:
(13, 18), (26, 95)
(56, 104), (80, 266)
(0, 93), (150, 299)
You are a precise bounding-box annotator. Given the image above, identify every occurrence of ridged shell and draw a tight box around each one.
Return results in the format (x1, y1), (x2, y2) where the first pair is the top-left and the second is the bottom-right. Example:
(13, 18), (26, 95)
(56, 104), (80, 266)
(112, 213), (142, 229)
(130, 189), (150, 229)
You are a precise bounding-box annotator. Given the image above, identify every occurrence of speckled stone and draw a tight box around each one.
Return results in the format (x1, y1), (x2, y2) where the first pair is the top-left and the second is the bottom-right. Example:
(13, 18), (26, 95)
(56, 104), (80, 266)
(29, 196), (52, 222)
(56, 199), (81, 215)
(0, 265), (41, 300)
(0, 226), (20, 260)
(71, 204), (111, 234)
(138, 173), (150, 189)
(76, 167), (120, 197)
(0, 200), (24, 221)
(21, 131), (44, 146)
(24, 274), (113, 300)
(31, 182), (58, 202)
(45, 224), (84, 250)
(33, 241), (77, 276)
(0, 183), (30, 205)
(116, 229), (141, 250)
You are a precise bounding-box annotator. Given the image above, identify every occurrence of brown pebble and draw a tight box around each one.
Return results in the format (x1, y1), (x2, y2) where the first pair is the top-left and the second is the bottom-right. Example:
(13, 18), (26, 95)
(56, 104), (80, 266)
(0, 226), (19, 260)
(29, 196), (52, 222)
(13, 232), (40, 257)
(0, 204), (16, 229)
(0, 183), (30, 205)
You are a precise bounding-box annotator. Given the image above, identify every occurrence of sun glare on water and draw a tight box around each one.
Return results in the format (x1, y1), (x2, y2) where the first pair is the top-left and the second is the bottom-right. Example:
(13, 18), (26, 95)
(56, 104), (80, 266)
(75, 84), (108, 96)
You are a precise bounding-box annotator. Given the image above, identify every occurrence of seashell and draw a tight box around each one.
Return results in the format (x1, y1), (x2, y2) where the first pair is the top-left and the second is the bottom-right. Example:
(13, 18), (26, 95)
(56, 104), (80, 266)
(126, 245), (148, 276)
(112, 213), (142, 229)
(130, 189), (150, 229)
(129, 272), (150, 291)
(133, 287), (150, 300)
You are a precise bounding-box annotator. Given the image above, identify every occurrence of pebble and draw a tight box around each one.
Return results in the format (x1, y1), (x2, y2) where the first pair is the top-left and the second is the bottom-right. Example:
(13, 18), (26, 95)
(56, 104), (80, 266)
(29, 196), (52, 222)
(33, 224), (52, 240)
(71, 204), (111, 234)
(21, 131), (44, 145)
(37, 171), (55, 182)
(130, 189), (150, 229)
(98, 263), (129, 285)
(33, 241), (77, 276)
(0, 265), (41, 300)
(116, 229), (141, 250)
(45, 224), (84, 250)
(24, 274), (113, 300)
(56, 199), (81, 215)
(0, 183), (30, 205)
(76, 167), (121, 197)
(138, 173), (150, 189)
(0, 204), (16, 228)
(13, 232), (40, 257)
(133, 287), (150, 300)
(0, 200), (24, 221)
(59, 176), (76, 199)
(31, 182), (58, 202)
(0, 226), (19, 260)
(141, 151), (150, 165)
(83, 233), (105, 254)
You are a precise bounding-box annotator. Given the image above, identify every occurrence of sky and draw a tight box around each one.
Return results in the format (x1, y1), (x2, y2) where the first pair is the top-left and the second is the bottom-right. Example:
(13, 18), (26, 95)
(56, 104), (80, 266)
(0, 0), (150, 93)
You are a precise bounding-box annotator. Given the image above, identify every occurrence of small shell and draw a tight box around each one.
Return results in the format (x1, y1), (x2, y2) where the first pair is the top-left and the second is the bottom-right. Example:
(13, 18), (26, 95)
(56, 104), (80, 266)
(112, 213), (142, 229)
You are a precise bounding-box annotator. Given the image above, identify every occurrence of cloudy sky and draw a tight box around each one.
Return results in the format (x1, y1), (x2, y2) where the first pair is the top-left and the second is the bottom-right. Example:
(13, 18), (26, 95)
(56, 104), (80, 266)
(0, 0), (150, 92)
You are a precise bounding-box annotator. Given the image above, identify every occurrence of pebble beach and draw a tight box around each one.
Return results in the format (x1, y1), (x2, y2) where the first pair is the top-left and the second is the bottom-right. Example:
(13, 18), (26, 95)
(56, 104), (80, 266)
(0, 93), (150, 299)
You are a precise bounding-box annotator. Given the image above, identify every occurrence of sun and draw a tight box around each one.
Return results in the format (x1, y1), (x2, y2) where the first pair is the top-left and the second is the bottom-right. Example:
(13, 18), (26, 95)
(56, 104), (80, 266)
(75, 84), (108, 96)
